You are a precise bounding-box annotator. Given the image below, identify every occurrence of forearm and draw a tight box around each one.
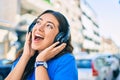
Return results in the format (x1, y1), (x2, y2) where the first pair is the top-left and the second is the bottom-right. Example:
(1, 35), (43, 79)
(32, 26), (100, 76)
(35, 42), (66, 80)
(35, 66), (50, 80)
(5, 54), (30, 80)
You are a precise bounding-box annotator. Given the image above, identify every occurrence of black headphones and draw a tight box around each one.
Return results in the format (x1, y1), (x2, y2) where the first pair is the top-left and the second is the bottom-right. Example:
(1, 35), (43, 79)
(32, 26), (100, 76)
(28, 19), (70, 44)
(54, 28), (70, 43)
(28, 19), (37, 32)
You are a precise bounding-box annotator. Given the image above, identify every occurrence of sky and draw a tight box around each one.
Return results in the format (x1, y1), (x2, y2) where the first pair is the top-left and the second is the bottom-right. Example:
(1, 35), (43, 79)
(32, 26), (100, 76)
(85, 0), (120, 47)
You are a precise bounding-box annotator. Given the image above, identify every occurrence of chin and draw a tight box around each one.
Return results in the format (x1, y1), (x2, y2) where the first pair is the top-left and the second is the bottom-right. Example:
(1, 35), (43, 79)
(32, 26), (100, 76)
(31, 45), (43, 51)
(32, 45), (39, 50)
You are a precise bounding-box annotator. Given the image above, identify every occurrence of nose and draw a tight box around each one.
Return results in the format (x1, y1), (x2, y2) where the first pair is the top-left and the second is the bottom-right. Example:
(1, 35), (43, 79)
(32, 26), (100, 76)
(36, 23), (45, 32)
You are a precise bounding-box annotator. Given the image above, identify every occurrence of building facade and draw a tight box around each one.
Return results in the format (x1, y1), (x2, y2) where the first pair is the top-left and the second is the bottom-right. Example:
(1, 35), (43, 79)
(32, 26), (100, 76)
(80, 0), (101, 54)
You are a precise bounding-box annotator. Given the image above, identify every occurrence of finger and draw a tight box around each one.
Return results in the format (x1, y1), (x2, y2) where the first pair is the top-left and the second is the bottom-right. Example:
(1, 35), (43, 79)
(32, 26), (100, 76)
(26, 32), (31, 41)
(47, 42), (60, 49)
(52, 43), (66, 53)
(28, 32), (31, 41)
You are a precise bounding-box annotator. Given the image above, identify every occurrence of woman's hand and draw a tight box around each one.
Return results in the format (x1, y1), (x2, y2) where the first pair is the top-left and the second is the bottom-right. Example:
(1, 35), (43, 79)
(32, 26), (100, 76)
(23, 32), (35, 58)
(5, 32), (35, 80)
(36, 42), (66, 61)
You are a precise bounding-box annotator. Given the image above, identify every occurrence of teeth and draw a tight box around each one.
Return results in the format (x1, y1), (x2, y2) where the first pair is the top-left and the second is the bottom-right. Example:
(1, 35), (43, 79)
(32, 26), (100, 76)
(35, 34), (44, 38)
(35, 34), (40, 37)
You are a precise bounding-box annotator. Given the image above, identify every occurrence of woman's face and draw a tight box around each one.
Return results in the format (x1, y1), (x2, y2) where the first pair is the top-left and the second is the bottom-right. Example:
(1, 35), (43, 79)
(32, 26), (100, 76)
(31, 13), (59, 51)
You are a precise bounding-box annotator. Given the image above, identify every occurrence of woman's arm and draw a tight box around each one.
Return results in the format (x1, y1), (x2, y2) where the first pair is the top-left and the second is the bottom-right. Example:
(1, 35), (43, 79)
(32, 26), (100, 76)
(35, 66), (50, 80)
(5, 54), (30, 80)
(5, 32), (34, 80)
(35, 42), (66, 80)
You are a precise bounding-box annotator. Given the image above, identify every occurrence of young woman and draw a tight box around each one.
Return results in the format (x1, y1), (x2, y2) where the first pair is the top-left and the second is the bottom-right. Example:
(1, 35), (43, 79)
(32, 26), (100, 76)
(5, 10), (78, 80)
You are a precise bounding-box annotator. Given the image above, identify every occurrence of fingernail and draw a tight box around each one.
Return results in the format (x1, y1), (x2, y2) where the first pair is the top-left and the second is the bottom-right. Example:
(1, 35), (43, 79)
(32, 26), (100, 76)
(56, 41), (60, 43)
(63, 43), (66, 46)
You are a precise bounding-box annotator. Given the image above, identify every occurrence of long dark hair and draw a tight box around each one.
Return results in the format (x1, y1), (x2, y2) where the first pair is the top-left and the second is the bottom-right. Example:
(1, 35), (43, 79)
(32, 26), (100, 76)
(16, 10), (73, 80)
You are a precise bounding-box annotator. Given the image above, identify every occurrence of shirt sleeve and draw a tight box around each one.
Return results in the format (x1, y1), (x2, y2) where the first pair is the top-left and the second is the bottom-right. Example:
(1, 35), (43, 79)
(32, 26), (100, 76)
(54, 54), (78, 80)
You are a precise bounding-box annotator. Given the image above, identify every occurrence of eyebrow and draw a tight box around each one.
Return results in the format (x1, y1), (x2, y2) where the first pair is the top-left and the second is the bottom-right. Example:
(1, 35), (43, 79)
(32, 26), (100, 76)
(37, 18), (56, 28)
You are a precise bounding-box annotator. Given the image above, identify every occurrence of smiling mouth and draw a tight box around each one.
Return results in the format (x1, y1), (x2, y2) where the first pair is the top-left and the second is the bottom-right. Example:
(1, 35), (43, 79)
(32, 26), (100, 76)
(34, 34), (44, 41)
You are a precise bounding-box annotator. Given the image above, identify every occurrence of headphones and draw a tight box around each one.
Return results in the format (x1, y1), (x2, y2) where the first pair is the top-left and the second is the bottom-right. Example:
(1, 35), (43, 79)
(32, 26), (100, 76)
(28, 19), (70, 44)
(54, 28), (70, 43)
(28, 19), (37, 32)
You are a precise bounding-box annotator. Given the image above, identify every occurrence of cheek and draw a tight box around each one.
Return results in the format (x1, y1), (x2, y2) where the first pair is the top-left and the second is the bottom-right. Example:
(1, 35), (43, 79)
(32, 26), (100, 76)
(45, 30), (58, 41)
(46, 33), (56, 42)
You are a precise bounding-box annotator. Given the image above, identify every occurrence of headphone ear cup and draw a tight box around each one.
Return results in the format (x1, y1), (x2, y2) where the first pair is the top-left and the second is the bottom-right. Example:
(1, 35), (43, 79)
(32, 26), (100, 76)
(54, 32), (65, 43)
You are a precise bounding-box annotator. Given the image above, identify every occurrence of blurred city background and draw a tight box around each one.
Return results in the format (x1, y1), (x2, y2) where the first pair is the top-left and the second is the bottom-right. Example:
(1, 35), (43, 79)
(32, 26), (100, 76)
(0, 0), (120, 80)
